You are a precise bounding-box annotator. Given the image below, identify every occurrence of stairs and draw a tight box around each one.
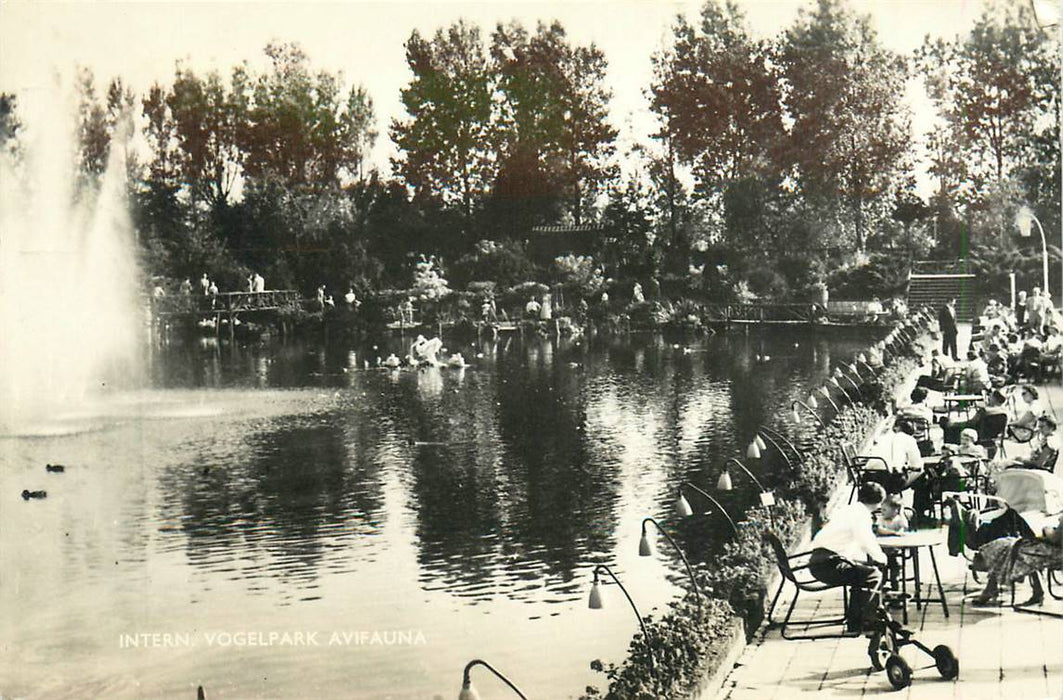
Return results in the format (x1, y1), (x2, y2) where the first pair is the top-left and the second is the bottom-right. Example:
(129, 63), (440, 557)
(907, 261), (978, 322)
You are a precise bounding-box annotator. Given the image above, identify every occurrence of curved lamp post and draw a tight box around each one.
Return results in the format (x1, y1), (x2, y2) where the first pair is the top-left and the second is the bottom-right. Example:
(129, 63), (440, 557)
(791, 399), (828, 431)
(747, 426), (803, 470)
(1016, 205), (1055, 297)
(715, 458), (776, 528)
(638, 517), (703, 611)
(675, 482), (739, 535)
(833, 366), (862, 394)
(588, 564), (655, 674)
(827, 376), (856, 405)
(817, 385), (843, 412)
(458, 659), (528, 700)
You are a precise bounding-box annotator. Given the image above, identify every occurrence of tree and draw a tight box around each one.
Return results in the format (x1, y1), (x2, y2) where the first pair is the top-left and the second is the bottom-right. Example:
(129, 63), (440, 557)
(391, 21), (495, 224)
(245, 42), (376, 188)
(650, 1), (783, 193)
(777, 0), (911, 251)
(491, 21), (617, 227)
(164, 64), (250, 210)
(916, 0), (1057, 184)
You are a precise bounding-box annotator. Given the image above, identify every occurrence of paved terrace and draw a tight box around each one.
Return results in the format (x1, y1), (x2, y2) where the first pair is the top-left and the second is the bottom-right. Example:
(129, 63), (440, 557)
(716, 348), (1063, 700)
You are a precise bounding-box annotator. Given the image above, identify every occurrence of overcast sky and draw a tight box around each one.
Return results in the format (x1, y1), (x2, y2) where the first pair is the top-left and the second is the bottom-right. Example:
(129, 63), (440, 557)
(0, 0), (1009, 184)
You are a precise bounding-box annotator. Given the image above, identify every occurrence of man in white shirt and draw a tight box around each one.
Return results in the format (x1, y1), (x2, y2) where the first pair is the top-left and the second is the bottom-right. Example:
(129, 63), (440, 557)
(866, 420), (923, 493)
(809, 482), (888, 632)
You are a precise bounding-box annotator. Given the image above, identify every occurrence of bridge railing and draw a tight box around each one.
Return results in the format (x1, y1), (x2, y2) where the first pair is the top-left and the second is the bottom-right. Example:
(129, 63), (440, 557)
(701, 303), (818, 323)
(151, 290), (301, 316)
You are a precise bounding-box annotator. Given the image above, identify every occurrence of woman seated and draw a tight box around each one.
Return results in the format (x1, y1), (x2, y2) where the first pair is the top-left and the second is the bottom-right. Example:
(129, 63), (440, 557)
(1001, 415), (1059, 472)
(972, 512), (1062, 607)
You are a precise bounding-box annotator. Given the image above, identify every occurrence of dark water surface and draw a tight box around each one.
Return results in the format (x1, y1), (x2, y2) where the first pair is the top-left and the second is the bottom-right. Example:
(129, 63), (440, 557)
(0, 327), (883, 699)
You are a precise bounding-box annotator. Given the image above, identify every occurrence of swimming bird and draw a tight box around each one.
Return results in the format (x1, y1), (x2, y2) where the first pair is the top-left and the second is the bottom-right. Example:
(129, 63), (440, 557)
(21, 490), (47, 500)
(46, 464), (66, 473)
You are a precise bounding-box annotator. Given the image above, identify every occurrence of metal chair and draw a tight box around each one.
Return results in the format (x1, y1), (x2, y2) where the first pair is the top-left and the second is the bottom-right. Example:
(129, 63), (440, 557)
(763, 531), (865, 640)
(841, 441), (897, 500)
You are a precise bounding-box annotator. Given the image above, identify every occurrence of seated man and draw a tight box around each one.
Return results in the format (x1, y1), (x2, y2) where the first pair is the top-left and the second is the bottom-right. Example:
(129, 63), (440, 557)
(942, 388), (1008, 445)
(897, 386), (934, 425)
(809, 482), (889, 632)
(865, 420), (923, 493)
(984, 344), (1008, 386)
(1003, 415), (1060, 472)
(962, 350), (991, 393)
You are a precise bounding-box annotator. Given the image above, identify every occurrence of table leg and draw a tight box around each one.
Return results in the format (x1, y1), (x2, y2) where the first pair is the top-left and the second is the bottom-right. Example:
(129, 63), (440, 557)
(929, 546), (949, 618)
(913, 548), (923, 610)
(900, 550), (909, 625)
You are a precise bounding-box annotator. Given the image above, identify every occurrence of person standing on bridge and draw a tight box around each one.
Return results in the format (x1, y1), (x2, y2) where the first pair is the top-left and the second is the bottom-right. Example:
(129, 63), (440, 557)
(938, 298), (959, 361)
(200, 273), (210, 296)
(254, 273), (265, 292)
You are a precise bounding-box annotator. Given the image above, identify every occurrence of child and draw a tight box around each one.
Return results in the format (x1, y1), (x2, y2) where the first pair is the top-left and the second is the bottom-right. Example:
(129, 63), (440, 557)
(876, 495), (909, 599)
(876, 495), (909, 536)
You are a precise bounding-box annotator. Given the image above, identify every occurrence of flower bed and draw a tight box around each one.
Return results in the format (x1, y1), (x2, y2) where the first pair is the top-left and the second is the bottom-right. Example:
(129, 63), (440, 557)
(580, 312), (936, 700)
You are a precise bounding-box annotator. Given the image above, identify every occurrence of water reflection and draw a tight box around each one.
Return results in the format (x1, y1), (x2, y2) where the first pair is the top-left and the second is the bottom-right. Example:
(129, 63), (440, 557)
(3, 327), (884, 698)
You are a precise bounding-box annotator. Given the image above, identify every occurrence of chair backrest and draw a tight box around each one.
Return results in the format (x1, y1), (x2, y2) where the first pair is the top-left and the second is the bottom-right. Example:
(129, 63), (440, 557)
(979, 411), (1008, 442)
(763, 531), (797, 584)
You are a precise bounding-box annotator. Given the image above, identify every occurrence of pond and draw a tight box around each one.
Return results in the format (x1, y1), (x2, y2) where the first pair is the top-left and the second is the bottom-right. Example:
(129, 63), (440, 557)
(0, 326), (884, 699)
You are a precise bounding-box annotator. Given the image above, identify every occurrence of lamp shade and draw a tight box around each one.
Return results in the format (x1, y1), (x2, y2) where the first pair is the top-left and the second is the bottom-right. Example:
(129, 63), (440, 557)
(716, 470), (734, 491)
(459, 681), (481, 700)
(832, 367), (842, 378)
(792, 406), (801, 423)
(588, 580), (604, 609)
(808, 394), (818, 408)
(819, 386), (830, 397)
(638, 532), (653, 557)
(848, 363), (857, 374)
(830, 377), (840, 387)
(1016, 205), (1034, 237)
(754, 434), (767, 450)
(859, 353), (867, 363)
(675, 494), (694, 518)
(746, 441), (761, 460)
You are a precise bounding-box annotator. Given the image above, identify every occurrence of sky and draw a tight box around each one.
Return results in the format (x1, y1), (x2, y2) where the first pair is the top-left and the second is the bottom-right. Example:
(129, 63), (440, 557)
(0, 0), (1029, 187)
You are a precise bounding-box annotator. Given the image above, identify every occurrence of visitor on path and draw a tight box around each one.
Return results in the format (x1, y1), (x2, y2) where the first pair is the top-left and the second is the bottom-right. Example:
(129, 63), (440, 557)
(254, 273), (265, 292)
(632, 281), (644, 304)
(808, 482), (888, 633)
(401, 298), (415, 325)
(180, 278), (192, 295)
(525, 296), (541, 319)
(344, 288), (358, 309)
(1027, 287), (1044, 333)
(383, 353), (401, 369)
(1016, 290), (1028, 327)
(316, 285), (326, 311)
(939, 298), (959, 361)
(200, 273), (210, 295)
(247, 273), (255, 293)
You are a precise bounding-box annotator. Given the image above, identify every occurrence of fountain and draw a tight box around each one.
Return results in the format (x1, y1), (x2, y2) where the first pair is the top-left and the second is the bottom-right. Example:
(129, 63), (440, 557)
(0, 84), (140, 434)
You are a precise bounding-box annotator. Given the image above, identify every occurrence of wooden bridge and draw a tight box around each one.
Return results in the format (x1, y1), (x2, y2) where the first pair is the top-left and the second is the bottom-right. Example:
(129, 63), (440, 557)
(150, 290), (300, 317)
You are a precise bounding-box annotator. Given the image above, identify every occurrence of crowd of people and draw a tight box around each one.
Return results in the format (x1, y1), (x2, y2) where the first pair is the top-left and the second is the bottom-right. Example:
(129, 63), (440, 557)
(806, 297), (1061, 630)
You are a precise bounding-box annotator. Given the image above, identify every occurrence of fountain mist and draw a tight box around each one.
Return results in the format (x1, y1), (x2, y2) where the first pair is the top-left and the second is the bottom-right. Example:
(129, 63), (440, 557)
(0, 85), (140, 432)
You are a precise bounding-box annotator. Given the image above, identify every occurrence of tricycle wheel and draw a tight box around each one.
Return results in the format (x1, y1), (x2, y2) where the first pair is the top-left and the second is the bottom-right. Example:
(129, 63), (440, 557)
(933, 644), (959, 680)
(885, 654), (912, 690)
(868, 630), (895, 671)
